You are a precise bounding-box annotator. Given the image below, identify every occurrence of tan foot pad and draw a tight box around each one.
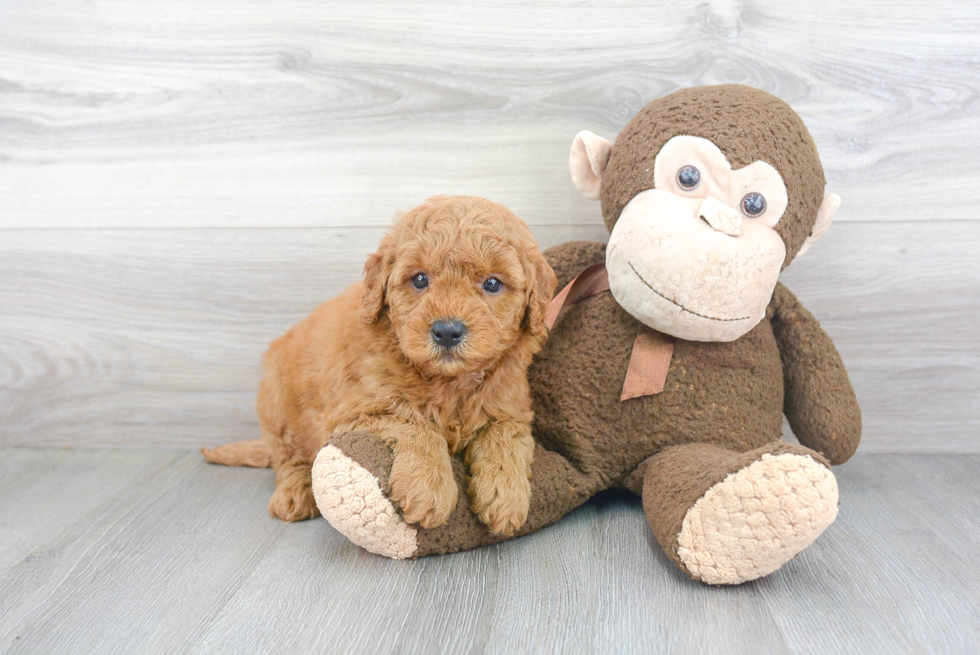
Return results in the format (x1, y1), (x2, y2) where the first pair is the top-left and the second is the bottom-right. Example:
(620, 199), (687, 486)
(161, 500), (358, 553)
(677, 453), (839, 585)
(311, 445), (418, 560)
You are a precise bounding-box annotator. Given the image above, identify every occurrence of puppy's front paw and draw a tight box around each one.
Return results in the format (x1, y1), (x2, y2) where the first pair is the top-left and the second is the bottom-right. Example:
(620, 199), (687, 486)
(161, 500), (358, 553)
(390, 454), (457, 529)
(468, 469), (531, 537)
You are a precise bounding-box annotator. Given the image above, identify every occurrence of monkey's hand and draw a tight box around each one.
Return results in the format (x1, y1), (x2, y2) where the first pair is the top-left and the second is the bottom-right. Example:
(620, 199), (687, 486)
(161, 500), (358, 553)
(770, 283), (862, 465)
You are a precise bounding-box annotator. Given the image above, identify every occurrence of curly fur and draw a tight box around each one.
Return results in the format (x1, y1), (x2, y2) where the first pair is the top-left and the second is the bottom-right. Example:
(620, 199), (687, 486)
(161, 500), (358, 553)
(202, 195), (557, 536)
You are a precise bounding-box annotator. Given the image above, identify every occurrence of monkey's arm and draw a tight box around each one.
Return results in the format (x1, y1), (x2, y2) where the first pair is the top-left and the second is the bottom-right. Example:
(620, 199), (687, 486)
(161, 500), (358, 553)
(542, 241), (606, 289)
(769, 283), (862, 464)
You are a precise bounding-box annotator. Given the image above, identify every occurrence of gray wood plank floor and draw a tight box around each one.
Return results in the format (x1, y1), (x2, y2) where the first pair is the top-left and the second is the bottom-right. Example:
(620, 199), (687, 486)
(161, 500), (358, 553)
(1, 449), (977, 654)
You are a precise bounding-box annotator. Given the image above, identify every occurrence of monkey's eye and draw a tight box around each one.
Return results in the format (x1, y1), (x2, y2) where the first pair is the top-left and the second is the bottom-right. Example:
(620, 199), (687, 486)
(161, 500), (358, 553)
(677, 165), (701, 190)
(411, 272), (429, 290)
(740, 192), (767, 218)
(482, 277), (503, 294)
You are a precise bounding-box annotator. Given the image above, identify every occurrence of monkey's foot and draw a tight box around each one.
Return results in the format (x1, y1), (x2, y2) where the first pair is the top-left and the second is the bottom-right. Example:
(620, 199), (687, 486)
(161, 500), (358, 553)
(676, 453), (839, 585)
(312, 444), (418, 560)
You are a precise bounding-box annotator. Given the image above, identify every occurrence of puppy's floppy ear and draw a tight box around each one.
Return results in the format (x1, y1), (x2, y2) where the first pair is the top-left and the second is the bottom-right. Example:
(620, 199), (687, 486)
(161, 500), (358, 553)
(361, 230), (396, 324)
(520, 247), (558, 338)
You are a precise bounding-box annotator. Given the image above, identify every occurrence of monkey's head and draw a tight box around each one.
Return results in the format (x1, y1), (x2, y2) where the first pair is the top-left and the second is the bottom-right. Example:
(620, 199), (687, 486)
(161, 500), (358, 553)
(570, 84), (839, 342)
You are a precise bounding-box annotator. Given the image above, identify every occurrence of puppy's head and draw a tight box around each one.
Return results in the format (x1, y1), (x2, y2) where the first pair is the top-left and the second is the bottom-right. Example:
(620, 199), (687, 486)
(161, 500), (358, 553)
(362, 196), (557, 378)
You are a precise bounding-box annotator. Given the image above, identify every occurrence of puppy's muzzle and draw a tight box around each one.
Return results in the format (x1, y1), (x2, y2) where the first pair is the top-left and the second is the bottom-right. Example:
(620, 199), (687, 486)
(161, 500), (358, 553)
(431, 319), (466, 350)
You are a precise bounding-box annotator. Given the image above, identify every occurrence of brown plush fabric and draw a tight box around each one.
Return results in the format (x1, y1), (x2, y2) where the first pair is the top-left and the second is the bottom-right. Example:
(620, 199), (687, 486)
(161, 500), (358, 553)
(640, 441), (832, 576)
(530, 241), (786, 481)
(770, 283), (862, 464)
(330, 432), (394, 496)
(600, 85), (826, 267)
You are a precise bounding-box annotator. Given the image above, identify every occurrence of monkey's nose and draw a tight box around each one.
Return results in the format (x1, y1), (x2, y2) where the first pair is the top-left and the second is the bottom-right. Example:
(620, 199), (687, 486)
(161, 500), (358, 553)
(431, 319), (466, 350)
(697, 197), (742, 236)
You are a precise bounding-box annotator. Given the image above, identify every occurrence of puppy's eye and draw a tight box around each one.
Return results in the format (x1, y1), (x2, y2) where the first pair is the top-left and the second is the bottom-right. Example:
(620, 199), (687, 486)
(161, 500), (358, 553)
(411, 272), (428, 290)
(482, 277), (503, 294)
(677, 165), (701, 190)
(740, 192), (767, 218)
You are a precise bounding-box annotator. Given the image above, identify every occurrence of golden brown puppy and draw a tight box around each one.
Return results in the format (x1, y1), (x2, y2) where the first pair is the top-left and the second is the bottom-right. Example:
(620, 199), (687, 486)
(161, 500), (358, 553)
(202, 196), (557, 536)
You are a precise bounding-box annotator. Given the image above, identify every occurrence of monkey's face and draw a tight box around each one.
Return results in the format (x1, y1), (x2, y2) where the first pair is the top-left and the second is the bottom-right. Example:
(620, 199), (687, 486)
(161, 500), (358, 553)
(604, 136), (788, 342)
(568, 85), (840, 343)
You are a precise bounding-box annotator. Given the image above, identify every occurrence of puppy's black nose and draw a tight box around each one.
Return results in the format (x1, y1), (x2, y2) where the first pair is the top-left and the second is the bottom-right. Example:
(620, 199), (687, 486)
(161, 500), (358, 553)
(431, 319), (466, 349)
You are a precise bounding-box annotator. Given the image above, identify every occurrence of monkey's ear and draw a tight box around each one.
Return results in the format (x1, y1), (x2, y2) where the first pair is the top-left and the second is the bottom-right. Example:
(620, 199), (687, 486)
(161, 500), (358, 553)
(797, 193), (840, 257)
(569, 130), (613, 200)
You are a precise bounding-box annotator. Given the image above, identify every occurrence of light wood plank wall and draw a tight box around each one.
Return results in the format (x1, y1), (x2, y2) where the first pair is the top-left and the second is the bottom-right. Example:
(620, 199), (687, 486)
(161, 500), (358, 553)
(1, 1), (977, 451)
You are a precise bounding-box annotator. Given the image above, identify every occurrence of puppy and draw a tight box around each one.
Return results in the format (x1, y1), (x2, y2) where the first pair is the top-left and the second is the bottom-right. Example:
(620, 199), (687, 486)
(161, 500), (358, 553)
(203, 196), (557, 536)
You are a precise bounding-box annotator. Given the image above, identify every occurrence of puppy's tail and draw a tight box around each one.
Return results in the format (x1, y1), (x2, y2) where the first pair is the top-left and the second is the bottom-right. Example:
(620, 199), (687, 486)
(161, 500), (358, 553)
(201, 436), (273, 468)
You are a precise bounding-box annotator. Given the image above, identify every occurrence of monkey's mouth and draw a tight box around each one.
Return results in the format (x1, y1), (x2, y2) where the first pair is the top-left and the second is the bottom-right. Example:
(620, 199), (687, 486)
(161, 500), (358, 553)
(628, 261), (750, 323)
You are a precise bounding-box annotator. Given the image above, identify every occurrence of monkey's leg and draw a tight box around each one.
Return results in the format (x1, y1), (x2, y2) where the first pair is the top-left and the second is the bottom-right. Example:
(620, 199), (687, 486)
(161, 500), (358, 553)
(312, 431), (596, 559)
(639, 441), (839, 585)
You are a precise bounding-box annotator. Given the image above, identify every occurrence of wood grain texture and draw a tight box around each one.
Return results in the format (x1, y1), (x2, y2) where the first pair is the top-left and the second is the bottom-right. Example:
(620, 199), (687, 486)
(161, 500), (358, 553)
(1, 221), (976, 450)
(0, 223), (605, 447)
(1, 3), (975, 651)
(0, 450), (977, 653)
(0, 449), (184, 572)
(1, 0), (979, 229)
(0, 451), (285, 654)
(1, 1), (978, 451)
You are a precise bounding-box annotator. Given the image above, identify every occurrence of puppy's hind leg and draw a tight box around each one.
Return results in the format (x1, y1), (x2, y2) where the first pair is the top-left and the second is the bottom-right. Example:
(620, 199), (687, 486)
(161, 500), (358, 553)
(268, 430), (320, 522)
